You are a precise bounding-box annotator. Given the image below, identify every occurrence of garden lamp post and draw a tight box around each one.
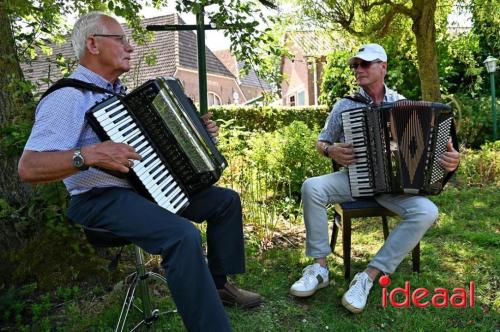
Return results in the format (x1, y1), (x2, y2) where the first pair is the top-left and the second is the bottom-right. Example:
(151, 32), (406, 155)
(484, 55), (497, 140)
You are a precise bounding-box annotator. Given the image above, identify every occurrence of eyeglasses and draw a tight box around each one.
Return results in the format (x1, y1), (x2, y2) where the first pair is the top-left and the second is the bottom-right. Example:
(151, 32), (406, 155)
(349, 60), (382, 70)
(92, 34), (130, 46)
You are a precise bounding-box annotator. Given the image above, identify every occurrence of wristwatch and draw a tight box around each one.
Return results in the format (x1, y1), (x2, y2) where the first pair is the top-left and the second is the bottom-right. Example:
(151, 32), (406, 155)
(72, 147), (89, 171)
(323, 144), (330, 157)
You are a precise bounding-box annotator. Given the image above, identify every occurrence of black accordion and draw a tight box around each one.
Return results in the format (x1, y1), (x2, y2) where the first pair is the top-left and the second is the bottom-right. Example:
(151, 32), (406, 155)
(87, 77), (227, 214)
(341, 100), (455, 197)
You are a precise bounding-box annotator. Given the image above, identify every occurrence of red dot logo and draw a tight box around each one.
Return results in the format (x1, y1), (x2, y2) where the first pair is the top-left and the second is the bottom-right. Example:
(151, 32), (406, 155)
(379, 275), (391, 287)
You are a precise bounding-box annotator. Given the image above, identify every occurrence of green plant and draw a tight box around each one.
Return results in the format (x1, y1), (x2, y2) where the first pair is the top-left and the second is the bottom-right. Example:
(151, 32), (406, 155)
(453, 93), (497, 147)
(210, 105), (330, 132)
(455, 141), (499, 187)
(318, 49), (358, 108)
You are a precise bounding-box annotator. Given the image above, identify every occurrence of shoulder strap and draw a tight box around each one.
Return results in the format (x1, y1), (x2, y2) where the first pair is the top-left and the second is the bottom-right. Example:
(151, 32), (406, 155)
(38, 78), (115, 102)
(343, 92), (371, 105)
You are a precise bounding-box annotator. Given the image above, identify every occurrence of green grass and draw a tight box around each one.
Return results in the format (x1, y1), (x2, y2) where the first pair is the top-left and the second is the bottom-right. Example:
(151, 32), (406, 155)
(1, 185), (498, 331)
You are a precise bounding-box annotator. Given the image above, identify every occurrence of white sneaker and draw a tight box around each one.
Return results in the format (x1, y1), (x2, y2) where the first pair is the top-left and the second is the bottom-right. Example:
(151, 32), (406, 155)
(290, 263), (329, 297)
(341, 272), (373, 313)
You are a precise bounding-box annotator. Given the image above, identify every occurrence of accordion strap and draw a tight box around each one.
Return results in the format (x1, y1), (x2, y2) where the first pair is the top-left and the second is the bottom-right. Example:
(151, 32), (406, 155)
(343, 92), (372, 105)
(38, 78), (117, 104)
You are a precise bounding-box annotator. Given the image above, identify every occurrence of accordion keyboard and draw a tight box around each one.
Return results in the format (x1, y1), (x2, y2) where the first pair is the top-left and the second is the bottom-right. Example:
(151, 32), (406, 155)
(92, 99), (189, 214)
(342, 109), (375, 196)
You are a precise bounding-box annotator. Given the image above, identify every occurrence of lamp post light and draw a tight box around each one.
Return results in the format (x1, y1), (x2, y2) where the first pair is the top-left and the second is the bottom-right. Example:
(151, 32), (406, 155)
(484, 55), (497, 140)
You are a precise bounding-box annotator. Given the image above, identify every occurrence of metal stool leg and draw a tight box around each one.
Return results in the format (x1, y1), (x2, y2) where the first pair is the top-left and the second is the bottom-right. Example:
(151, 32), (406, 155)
(115, 246), (176, 332)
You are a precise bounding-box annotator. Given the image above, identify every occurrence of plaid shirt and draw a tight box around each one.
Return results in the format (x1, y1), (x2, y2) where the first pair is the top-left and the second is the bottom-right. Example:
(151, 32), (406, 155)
(318, 85), (404, 143)
(24, 65), (132, 195)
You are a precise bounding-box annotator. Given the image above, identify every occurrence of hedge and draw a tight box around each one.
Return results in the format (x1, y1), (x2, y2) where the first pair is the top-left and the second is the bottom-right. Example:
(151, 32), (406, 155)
(209, 105), (330, 132)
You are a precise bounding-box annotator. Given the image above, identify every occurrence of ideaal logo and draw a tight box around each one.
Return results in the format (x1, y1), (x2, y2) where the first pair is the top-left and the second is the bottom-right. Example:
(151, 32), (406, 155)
(379, 275), (475, 308)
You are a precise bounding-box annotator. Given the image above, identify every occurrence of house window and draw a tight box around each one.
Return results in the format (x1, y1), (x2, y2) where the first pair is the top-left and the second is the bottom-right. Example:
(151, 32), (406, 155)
(208, 92), (222, 106)
(289, 95), (295, 106)
(297, 90), (305, 106)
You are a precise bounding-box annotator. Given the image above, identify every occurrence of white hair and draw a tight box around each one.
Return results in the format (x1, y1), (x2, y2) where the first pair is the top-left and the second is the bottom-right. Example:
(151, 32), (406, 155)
(71, 11), (113, 60)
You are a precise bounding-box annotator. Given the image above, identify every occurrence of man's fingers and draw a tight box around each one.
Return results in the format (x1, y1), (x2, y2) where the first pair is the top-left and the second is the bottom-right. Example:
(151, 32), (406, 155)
(125, 152), (142, 160)
(447, 140), (455, 152)
(201, 112), (213, 122)
(115, 164), (130, 173)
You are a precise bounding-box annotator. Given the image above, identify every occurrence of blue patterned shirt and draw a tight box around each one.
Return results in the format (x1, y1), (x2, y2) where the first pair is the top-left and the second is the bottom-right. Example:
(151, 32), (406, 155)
(24, 65), (132, 195)
(318, 85), (404, 143)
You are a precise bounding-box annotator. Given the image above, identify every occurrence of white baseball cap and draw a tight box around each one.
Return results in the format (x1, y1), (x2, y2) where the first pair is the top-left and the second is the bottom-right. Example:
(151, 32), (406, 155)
(349, 43), (387, 64)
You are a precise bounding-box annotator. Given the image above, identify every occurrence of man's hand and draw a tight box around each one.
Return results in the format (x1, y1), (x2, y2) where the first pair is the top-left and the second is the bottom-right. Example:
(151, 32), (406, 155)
(83, 141), (142, 173)
(201, 112), (219, 139)
(327, 143), (356, 166)
(440, 139), (460, 172)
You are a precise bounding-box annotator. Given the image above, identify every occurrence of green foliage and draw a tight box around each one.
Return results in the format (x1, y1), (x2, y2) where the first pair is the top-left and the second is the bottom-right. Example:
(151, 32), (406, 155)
(469, 0), (500, 61)
(455, 141), (499, 186)
(0, 182), (110, 291)
(318, 49), (357, 108)
(217, 120), (331, 241)
(243, 121), (330, 196)
(0, 121), (33, 158)
(453, 93), (497, 147)
(210, 105), (330, 132)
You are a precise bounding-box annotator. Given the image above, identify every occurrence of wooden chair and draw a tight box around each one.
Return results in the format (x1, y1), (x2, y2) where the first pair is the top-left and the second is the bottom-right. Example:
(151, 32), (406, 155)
(329, 163), (420, 281)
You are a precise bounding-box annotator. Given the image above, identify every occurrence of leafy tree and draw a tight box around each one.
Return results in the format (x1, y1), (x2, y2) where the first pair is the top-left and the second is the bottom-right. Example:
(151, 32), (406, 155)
(468, 0), (499, 60)
(293, 0), (455, 101)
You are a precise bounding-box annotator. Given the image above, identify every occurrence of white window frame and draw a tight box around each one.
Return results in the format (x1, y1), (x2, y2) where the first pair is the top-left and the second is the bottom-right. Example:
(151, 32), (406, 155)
(208, 92), (222, 106)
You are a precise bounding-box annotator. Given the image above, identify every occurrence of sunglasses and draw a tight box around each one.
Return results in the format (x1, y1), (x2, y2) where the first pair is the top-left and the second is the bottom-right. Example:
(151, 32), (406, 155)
(92, 34), (131, 46)
(349, 60), (382, 70)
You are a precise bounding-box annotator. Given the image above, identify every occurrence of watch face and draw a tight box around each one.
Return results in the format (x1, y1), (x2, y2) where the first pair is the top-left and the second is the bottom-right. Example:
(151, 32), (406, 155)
(73, 155), (85, 168)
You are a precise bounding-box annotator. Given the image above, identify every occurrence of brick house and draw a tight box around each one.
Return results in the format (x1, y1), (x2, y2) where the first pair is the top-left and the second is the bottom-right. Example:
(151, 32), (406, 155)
(22, 14), (249, 106)
(280, 31), (343, 106)
(213, 49), (272, 103)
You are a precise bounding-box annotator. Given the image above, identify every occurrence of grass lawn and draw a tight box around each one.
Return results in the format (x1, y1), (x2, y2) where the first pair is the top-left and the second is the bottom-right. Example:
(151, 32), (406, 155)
(3, 186), (499, 331)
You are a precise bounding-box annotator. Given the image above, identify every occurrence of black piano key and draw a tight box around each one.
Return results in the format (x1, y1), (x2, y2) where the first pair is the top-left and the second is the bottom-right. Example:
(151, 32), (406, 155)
(143, 155), (157, 168)
(156, 173), (170, 185)
(121, 124), (138, 138)
(137, 143), (150, 155)
(126, 132), (142, 145)
(108, 108), (125, 118)
(118, 119), (134, 132)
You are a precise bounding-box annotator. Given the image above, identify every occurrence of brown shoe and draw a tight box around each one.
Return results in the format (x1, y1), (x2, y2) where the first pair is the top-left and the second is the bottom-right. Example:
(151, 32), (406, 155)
(218, 282), (262, 308)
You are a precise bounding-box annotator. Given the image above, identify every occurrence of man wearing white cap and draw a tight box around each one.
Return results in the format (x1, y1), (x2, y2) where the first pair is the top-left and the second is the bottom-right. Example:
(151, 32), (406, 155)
(290, 43), (460, 313)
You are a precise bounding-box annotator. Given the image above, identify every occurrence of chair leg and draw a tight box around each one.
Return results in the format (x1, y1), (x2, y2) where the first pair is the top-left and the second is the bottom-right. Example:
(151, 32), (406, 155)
(412, 242), (420, 273)
(135, 246), (156, 328)
(382, 216), (389, 240)
(342, 215), (351, 281)
(330, 212), (340, 252)
(115, 246), (162, 332)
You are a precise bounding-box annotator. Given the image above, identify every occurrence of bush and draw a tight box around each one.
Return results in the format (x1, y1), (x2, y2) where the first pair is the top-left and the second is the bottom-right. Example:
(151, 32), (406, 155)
(231, 121), (331, 198)
(452, 94), (498, 148)
(455, 141), (499, 187)
(210, 105), (330, 132)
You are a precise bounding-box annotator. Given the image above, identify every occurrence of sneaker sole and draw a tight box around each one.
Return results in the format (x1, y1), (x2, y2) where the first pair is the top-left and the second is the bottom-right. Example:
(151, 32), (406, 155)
(290, 281), (329, 298)
(341, 295), (364, 313)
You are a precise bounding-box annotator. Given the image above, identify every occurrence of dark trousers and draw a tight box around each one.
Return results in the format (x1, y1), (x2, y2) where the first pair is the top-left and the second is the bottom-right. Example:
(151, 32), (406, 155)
(67, 186), (245, 332)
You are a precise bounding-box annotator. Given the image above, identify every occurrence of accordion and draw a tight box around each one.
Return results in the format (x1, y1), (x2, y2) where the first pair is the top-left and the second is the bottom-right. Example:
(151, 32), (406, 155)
(86, 77), (227, 214)
(341, 100), (455, 197)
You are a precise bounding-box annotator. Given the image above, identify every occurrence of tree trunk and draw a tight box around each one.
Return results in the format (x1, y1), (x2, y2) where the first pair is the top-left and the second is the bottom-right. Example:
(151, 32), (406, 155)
(412, 0), (441, 101)
(0, 2), (33, 250)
